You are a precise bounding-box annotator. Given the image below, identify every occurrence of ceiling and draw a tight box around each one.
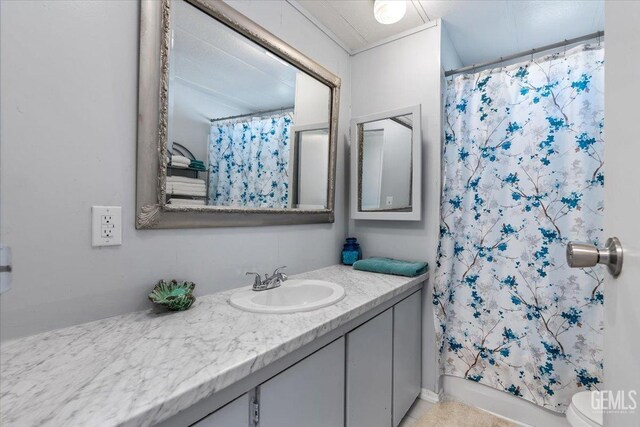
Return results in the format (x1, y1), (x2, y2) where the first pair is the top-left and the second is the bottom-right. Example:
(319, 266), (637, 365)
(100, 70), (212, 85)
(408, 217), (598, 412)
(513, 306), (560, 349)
(172, 0), (298, 117)
(296, 0), (604, 66)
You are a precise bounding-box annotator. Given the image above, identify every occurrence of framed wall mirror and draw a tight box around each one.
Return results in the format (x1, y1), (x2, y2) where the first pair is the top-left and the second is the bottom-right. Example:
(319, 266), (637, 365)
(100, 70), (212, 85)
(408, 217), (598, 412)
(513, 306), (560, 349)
(350, 105), (421, 221)
(136, 0), (341, 229)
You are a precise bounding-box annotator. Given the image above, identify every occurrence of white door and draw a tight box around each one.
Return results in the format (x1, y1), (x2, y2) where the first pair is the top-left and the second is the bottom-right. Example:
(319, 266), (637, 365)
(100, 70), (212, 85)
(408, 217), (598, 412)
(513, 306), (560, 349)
(361, 129), (384, 210)
(603, 2), (640, 426)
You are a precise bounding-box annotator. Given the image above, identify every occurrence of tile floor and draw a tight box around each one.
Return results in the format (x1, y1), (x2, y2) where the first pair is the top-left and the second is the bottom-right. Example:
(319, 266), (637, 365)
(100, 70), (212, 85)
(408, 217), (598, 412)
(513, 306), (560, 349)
(399, 398), (434, 427)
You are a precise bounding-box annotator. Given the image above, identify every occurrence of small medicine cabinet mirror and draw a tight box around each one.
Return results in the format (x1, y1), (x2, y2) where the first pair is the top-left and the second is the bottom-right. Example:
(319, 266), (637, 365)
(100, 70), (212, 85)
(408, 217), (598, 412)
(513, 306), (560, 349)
(350, 105), (421, 221)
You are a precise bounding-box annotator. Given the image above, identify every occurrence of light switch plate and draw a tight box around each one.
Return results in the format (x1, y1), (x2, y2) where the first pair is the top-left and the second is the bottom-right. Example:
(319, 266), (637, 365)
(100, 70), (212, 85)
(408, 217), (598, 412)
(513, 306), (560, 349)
(92, 206), (122, 247)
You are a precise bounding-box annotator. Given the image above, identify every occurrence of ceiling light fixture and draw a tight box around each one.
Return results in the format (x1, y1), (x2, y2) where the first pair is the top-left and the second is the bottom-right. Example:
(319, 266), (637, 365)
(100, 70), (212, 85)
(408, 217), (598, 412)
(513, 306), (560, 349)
(373, 0), (407, 25)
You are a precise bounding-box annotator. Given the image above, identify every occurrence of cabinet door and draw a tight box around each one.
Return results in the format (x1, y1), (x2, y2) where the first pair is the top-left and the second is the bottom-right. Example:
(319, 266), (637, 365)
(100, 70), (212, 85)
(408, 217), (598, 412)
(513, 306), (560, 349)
(346, 309), (393, 427)
(191, 393), (249, 427)
(393, 290), (422, 426)
(259, 337), (345, 427)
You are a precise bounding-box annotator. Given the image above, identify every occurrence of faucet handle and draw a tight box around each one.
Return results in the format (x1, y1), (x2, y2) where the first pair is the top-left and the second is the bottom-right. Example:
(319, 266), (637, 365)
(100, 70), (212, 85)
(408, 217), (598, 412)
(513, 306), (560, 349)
(272, 266), (287, 275)
(246, 272), (262, 287)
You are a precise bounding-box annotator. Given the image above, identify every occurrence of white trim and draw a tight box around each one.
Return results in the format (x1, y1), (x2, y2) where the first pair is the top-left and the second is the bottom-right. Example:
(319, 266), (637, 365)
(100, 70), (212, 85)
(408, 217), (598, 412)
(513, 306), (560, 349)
(285, 0), (352, 55)
(410, 0), (430, 23)
(441, 375), (570, 427)
(350, 105), (422, 221)
(420, 388), (443, 403)
(290, 122), (329, 133)
(478, 407), (534, 427)
(420, 387), (532, 426)
(418, 388), (534, 427)
(351, 20), (439, 56)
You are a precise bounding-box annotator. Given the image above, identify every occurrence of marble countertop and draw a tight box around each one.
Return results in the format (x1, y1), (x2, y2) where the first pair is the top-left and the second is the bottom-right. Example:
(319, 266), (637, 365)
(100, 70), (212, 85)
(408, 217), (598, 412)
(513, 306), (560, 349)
(0, 265), (426, 427)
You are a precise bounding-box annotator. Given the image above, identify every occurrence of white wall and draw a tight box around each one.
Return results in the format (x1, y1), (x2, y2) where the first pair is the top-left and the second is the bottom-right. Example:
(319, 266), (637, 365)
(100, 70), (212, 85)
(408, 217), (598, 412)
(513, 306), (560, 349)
(293, 72), (331, 127)
(349, 21), (442, 392)
(0, 0), (351, 341)
(440, 21), (463, 72)
(361, 129), (384, 209)
(169, 81), (222, 162)
(604, 2), (640, 426)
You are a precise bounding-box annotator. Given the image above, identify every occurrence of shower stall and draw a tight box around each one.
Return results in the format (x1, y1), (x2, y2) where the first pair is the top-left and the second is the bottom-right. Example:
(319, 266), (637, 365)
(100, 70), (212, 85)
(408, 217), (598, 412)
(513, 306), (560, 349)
(434, 37), (605, 413)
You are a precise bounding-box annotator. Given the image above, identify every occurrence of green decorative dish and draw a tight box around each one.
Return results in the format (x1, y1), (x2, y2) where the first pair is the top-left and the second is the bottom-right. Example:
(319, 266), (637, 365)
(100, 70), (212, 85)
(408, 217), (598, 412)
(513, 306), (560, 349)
(148, 280), (196, 311)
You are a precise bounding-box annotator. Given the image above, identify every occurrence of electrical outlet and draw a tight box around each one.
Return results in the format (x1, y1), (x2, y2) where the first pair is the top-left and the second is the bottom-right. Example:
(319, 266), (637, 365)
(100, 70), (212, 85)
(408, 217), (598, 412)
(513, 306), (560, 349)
(92, 206), (122, 247)
(386, 196), (393, 206)
(0, 246), (12, 294)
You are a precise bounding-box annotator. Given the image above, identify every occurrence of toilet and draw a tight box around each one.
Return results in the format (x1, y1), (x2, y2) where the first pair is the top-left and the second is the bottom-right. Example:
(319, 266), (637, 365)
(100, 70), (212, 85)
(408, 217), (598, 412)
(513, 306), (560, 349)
(566, 391), (603, 427)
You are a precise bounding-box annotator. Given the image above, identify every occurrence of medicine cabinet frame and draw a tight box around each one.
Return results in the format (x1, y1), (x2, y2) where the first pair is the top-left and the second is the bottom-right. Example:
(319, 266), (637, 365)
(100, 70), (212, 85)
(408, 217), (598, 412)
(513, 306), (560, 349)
(350, 105), (422, 221)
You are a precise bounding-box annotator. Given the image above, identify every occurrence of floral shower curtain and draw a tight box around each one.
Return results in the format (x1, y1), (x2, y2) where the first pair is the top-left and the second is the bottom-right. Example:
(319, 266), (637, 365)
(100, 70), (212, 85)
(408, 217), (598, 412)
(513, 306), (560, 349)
(433, 45), (604, 412)
(208, 114), (292, 208)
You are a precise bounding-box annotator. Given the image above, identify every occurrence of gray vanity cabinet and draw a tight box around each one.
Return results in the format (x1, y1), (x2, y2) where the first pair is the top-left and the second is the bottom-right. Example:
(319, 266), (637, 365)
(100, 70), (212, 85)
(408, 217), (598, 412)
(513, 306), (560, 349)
(392, 290), (422, 426)
(191, 394), (249, 427)
(159, 286), (424, 427)
(258, 337), (345, 427)
(346, 309), (394, 427)
(345, 291), (422, 427)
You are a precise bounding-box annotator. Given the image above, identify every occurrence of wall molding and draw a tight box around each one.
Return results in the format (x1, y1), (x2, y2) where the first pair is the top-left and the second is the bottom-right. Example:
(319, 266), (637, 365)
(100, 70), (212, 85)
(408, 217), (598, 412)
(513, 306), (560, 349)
(478, 407), (533, 427)
(351, 20), (439, 56)
(420, 385), (539, 426)
(286, 0), (440, 57)
(440, 376), (568, 427)
(420, 388), (443, 403)
(285, 0), (352, 55)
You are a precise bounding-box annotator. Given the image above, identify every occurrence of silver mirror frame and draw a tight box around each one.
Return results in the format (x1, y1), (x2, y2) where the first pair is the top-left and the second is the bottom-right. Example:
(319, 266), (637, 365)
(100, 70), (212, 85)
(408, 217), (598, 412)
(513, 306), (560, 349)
(136, 0), (341, 229)
(350, 105), (422, 221)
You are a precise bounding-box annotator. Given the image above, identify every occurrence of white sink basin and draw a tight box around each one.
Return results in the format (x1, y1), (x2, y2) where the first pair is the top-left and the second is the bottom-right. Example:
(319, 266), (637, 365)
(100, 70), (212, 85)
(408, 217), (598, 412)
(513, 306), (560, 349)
(229, 279), (345, 314)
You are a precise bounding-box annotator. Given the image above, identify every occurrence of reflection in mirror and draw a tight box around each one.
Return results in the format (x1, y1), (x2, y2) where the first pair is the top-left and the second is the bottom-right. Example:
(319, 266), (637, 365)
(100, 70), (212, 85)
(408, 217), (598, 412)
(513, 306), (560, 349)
(167, 0), (331, 210)
(290, 126), (329, 209)
(359, 114), (413, 212)
(350, 105), (421, 221)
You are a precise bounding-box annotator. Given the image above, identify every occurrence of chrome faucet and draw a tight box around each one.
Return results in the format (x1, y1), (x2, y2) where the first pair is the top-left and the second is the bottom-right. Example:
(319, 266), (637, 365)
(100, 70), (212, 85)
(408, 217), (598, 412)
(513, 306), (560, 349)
(246, 266), (288, 291)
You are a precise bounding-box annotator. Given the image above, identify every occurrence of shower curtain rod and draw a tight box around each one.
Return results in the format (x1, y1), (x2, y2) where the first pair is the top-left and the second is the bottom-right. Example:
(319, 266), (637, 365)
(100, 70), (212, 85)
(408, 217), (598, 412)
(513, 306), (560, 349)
(444, 30), (604, 77)
(210, 106), (294, 123)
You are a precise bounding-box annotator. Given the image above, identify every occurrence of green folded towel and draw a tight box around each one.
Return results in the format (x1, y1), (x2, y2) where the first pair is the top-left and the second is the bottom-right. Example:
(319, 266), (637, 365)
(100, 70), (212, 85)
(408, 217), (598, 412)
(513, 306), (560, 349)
(353, 257), (428, 277)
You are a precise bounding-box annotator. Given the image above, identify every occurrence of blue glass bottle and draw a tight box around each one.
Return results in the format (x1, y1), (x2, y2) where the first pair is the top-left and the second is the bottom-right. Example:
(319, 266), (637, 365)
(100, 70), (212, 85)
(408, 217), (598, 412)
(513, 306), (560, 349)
(341, 237), (362, 266)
